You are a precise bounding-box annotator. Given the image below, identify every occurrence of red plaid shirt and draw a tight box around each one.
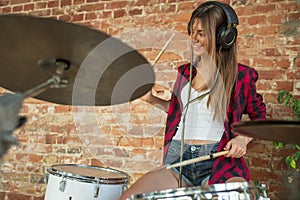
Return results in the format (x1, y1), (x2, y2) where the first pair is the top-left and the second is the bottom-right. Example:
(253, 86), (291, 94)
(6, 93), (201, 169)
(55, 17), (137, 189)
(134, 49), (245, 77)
(163, 63), (266, 184)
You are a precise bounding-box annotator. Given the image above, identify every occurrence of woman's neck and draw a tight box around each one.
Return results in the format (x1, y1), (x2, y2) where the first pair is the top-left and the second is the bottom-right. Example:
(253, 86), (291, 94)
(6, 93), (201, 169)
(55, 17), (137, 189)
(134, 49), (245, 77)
(192, 72), (208, 91)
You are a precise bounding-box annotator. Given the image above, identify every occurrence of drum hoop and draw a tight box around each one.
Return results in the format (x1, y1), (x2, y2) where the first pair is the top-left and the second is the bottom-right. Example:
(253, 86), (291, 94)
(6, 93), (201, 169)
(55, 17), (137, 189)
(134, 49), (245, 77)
(47, 164), (129, 184)
(134, 187), (202, 199)
(133, 182), (268, 198)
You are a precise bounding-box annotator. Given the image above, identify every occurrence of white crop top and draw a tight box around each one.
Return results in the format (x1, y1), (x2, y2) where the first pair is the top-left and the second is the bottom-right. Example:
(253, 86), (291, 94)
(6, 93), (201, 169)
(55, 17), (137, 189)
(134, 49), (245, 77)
(173, 84), (224, 141)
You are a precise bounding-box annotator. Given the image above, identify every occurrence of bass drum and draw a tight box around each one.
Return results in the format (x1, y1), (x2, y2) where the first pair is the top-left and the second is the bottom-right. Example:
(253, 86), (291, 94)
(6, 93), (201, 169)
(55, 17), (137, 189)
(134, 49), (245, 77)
(130, 182), (269, 200)
(45, 164), (129, 200)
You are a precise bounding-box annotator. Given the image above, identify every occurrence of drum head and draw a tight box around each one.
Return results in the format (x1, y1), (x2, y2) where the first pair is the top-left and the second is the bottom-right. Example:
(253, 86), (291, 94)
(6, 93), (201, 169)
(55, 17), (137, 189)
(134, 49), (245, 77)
(47, 164), (129, 184)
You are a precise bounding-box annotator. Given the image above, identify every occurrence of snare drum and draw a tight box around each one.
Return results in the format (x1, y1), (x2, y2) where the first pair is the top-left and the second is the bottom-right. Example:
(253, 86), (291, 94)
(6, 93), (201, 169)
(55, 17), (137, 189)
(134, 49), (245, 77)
(131, 182), (269, 200)
(44, 164), (129, 200)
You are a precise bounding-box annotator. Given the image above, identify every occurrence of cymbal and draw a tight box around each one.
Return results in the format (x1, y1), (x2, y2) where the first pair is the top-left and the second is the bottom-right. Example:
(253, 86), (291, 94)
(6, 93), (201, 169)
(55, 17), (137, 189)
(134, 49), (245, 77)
(232, 120), (300, 145)
(0, 14), (154, 106)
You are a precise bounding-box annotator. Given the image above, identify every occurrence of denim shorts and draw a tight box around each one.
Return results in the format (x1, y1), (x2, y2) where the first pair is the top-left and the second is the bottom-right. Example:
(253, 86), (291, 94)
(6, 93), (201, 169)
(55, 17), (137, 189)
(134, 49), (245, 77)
(164, 140), (219, 186)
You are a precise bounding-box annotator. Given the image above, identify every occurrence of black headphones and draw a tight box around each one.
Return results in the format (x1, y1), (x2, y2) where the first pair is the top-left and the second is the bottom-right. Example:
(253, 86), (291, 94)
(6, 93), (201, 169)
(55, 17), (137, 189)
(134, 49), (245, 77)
(188, 1), (239, 50)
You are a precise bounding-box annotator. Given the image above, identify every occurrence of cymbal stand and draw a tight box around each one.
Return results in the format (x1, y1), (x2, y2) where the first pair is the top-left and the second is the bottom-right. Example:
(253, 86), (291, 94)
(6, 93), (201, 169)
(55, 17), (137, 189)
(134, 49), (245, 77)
(0, 59), (69, 160)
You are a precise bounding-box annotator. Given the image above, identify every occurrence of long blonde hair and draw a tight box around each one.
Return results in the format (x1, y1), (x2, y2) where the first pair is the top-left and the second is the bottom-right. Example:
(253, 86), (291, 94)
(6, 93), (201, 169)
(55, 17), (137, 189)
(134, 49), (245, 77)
(188, 3), (238, 121)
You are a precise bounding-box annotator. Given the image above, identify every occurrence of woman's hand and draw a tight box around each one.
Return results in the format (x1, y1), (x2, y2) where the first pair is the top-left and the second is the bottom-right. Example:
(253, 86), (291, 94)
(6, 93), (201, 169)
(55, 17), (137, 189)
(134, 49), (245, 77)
(140, 84), (172, 112)
(224, 136), (252, 158)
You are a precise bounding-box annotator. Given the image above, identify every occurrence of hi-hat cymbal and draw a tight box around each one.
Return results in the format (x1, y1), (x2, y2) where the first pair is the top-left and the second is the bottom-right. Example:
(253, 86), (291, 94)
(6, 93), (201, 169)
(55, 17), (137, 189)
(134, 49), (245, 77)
(232, 120), (300, 145)
(0, 14), (154, 106)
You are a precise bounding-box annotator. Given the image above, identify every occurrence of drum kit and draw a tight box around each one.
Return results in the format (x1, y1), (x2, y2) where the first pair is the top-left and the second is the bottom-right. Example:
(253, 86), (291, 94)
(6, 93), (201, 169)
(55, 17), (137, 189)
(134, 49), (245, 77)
(0, 14), (299, 200)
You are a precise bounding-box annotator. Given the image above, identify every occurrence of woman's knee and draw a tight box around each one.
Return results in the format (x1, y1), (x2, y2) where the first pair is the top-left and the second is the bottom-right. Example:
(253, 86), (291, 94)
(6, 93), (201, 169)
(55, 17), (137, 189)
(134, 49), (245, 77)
(225, 176), (247, 183)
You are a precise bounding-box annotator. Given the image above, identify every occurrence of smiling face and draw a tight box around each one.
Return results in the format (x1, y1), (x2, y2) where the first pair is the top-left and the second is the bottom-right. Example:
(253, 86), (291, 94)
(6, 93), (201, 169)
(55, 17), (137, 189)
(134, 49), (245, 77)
(191, 19), (209, 57)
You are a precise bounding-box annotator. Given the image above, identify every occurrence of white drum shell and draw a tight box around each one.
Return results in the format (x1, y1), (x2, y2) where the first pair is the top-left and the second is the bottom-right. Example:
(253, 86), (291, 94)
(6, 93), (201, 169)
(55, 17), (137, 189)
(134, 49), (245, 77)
(45, 165), (128, 200)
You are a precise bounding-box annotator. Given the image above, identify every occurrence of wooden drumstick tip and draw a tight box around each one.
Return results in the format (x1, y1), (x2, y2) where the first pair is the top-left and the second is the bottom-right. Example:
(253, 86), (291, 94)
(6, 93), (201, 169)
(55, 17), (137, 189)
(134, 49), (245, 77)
(165, 150), (229, 169)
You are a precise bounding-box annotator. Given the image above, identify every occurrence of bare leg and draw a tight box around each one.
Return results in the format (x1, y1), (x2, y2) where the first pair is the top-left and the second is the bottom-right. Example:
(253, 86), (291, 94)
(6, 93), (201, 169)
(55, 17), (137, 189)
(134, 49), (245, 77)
(225, 176), (246, 183)
(119, 168), (189, 200)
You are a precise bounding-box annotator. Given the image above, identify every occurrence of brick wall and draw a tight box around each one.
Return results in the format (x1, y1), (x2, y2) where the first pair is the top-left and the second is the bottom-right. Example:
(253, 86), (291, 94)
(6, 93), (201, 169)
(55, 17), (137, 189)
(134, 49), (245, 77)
(0, 0), (299, 199)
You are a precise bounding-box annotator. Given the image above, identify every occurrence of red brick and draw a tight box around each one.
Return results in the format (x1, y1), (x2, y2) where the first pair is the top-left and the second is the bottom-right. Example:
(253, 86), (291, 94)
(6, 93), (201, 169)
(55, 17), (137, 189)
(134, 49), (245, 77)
(270, 104), (294, 119)
(59, 14), (72, 21)
(90, 158), (104, 166)
(0, 1), (9, 6)
(47, 0), (59, 8)
(118, 137), (142, 147)
(114, 9), (126, 18)
(253, 26), (277, 36)
(87, 0), (101, 2)
(108, 1), (131, 9)
(28, 154), (43, 163)
(250, 156), (272, 168)
(10, 0), (30, 5)
(293, 56), (300, 67)
(274, 59), (291, 69)
(36, 2), (47, 9)
(24, 3), (34, 11)
(256, 81), (273, 91)
(73, 13), (84, 21)
(247, 15), (267, 25)
(161, 4), (176, 13)
(85, 12), (97, 20)
(54, 105), (70, 113)
(29, 9), (51, 16)
(101, 10), (112, 18)
(134, 0), (151, 6)
(100, 159), (123, 168)
(276, 81), (293, 91)
(12, 5), (23, 12)
(74, 0), (85, 4)
(79, 3), (104, 12)
(257, 70), (285, 80)
(0, 193), (4, 200)
(60, 0), (72, 7)
(33, 196), (44, 200)
(267, 13), (286, 24)
(252, 4), (276, 13)
(65, 136), (82, 144)
(141, 138), (154, 147)
(253, 58), (274, 68)
(287, 70), (300, 79)
(7, 193), (31, 200)
(1, 6), (11, 12)
(129, 8), (143, 16)
(251, 169), (281, 182)
(278, 1), (300, 12)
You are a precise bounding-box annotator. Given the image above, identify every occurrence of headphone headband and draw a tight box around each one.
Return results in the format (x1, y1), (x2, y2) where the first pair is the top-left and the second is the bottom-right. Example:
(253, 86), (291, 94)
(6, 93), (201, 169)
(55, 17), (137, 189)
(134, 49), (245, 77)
(188, 1), (239, 49)
(200, 1), (239, 26)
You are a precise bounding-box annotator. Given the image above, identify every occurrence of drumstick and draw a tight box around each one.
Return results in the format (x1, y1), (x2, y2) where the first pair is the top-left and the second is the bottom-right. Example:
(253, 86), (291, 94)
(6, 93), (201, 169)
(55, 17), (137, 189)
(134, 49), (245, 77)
(165, 150), (229, 169)
(152, 33), (175, 66)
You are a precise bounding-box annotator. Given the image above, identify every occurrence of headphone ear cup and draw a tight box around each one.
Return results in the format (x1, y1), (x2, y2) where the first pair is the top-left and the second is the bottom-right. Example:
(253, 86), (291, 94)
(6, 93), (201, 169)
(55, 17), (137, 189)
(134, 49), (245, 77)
(217, 24), (237, 49)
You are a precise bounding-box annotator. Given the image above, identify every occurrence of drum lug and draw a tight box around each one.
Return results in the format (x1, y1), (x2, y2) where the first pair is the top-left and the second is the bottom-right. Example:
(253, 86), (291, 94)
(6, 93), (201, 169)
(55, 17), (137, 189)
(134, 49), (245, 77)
(93, 177), (100, 198)
(59, 177), (66, 192)
(122, 184), (128, 193)
(44, 173), (49, 184)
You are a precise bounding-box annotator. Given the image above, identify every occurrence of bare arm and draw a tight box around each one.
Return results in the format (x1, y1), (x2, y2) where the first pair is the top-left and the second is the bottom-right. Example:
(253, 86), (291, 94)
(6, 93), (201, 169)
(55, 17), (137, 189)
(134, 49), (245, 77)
(141, 84), (171, 113)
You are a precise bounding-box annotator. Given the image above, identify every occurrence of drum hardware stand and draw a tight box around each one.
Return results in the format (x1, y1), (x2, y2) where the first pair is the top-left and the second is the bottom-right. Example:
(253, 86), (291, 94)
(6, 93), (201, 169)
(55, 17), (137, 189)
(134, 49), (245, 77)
(0, 59), (70, 160)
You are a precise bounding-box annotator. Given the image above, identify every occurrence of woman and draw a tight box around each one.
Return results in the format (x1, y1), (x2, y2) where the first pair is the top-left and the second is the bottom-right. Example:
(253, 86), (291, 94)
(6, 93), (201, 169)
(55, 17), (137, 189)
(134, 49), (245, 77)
(119, 1), (266, 199)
